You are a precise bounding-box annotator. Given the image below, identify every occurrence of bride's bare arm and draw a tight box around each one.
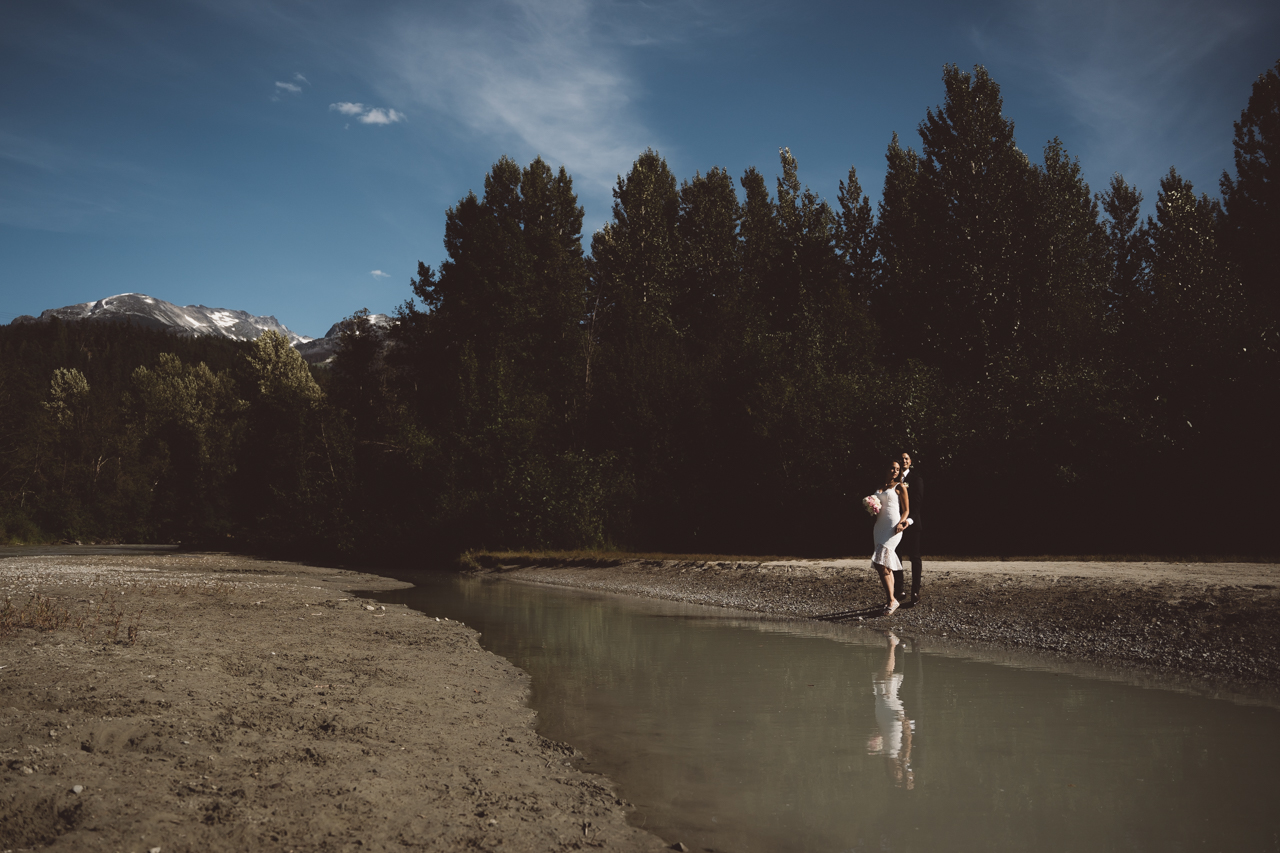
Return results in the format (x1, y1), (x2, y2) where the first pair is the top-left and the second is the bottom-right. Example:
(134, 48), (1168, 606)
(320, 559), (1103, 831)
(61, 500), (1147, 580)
(896, 483), (910, 531)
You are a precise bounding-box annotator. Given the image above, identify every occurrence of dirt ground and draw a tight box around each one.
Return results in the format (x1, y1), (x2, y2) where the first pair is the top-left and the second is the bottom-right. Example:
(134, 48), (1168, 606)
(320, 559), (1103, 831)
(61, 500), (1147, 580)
(0, 551), (668, 853)
(473, 556), (1280, 706)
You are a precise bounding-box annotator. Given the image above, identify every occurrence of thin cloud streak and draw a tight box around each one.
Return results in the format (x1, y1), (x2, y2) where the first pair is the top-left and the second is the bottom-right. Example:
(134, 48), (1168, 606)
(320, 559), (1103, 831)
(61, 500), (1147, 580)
(276, 80), (302, 93)
(985, 0), (1257, 195)
(380, 0), (656, 201)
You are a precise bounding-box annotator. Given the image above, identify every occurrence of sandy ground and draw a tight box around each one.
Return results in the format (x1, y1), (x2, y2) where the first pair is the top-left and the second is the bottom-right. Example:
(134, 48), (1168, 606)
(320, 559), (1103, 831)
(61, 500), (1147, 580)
(472, 556), (1280, 706)
(0, 551), (668, 853)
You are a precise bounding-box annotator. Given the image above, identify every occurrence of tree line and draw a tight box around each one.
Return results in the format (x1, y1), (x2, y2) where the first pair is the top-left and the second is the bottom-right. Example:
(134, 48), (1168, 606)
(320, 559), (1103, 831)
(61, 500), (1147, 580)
(2, 62), (1276, 559)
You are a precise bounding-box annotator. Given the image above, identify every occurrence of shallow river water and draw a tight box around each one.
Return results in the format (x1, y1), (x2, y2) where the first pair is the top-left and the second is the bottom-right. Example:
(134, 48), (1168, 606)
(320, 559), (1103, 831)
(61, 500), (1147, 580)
(376, 574), (1280, 853)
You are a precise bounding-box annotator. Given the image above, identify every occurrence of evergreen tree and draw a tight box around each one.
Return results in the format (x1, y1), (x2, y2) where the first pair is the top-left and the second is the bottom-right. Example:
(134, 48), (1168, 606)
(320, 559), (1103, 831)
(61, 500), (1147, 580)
(871, 132), (924, 356)
(738, 166), (780, 340)
(391, 155), (597, 549)
(1220, 59), (1280, 331)
(675, 166), (742, 348)
(1218, 60), (1280, 548)
(769, 148), (869, 371)
(587, 149), (686, 545)
(590, 149), (681, 339)
(836, 164), (876, 307)
(1099, 173), (1147, 329)
(330, 308), (389, 442)
(519, 158), (589, 425)
(1139, 168), (1243, 433)
(1025, 137), (1109, 366)
(913, 64), (1036, 378)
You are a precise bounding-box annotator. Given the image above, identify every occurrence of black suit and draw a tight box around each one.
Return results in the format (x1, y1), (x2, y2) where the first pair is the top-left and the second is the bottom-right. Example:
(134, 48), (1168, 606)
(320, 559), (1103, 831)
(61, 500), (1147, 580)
(900, 468), (923, 597)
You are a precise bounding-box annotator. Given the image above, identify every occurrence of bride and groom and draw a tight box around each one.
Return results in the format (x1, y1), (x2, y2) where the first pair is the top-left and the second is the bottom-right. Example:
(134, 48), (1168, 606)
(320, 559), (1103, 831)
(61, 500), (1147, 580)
(868, 452), (924, 616)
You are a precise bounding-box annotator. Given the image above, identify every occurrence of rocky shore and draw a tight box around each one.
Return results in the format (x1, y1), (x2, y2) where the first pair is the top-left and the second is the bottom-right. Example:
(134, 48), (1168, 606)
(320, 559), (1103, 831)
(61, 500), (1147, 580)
(0, 551), (667, 852)
(470, 556), (1280, 707)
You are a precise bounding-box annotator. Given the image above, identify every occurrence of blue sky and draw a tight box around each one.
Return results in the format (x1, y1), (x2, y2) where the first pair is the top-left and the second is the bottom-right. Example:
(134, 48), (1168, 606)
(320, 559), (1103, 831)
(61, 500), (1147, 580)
(2, 0), (1277, 339)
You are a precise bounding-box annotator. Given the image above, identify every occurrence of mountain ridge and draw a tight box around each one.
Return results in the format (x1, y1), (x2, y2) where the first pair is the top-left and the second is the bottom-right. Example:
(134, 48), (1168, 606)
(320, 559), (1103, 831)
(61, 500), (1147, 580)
(12, 293), (392, 364)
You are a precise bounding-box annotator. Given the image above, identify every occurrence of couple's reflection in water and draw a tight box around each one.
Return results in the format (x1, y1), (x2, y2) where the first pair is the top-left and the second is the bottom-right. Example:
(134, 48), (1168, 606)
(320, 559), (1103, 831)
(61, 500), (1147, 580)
(867, 631), (915, 789)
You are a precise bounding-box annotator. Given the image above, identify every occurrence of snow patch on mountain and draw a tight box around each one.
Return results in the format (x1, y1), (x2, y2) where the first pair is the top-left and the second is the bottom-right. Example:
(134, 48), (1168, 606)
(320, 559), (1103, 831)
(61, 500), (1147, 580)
(15, 293), (313, 346)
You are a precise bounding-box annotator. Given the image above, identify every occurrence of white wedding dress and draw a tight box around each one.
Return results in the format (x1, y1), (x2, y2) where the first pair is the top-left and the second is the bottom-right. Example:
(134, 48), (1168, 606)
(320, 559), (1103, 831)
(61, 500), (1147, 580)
(872, 486), (903, 572)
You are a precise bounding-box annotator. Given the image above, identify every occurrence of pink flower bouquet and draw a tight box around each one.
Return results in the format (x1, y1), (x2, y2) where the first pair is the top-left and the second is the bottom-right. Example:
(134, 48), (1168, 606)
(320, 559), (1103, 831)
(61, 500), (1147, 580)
(862, 494), (881, 517)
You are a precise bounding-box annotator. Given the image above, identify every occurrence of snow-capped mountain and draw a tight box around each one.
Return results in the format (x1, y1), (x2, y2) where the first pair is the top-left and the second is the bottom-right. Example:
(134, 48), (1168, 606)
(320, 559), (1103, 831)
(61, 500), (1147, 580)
(295, 313), (392, 365)
(15, 293), (313, 346)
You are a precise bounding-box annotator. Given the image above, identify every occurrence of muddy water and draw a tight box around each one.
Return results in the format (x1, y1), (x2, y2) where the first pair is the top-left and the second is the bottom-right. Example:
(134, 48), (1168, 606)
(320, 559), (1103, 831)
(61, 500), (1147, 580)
(378, 575), (1280, 853)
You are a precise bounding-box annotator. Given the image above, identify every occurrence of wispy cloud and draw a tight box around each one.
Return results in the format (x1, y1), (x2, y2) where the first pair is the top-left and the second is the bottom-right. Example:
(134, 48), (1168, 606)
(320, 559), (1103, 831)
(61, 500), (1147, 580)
(272, 72), (307, 101)
(979, 0), (1259, 197)
(377, 0), (657, 198)
(330, 102), (405, 124)
(370, 270), (389, 278)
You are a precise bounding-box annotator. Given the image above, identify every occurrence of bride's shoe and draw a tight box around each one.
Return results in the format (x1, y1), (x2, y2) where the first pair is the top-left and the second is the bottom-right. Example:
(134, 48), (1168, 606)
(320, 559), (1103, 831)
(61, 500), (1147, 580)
(882, 600), (900, 617)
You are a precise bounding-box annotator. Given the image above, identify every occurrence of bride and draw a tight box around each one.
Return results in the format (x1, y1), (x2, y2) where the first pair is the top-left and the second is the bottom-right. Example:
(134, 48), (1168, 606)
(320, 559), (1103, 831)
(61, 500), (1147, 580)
(872, 460), (911, 616)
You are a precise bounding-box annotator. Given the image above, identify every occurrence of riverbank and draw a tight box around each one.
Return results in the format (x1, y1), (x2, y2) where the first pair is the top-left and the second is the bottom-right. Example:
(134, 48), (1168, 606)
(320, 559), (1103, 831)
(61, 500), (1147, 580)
(0, 552), (667, 852)
(468, 555), (1280, 705)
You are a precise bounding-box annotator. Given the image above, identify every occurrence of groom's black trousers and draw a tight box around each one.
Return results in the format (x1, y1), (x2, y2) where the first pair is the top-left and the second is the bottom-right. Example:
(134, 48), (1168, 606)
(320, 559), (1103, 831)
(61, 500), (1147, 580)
(900, 524), (923, 594)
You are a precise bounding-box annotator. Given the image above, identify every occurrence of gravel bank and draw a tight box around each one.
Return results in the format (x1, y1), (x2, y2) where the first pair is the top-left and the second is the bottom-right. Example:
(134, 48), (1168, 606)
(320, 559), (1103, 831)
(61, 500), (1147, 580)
(471, 557), (1280, 706)
(1, 551), (667, 852)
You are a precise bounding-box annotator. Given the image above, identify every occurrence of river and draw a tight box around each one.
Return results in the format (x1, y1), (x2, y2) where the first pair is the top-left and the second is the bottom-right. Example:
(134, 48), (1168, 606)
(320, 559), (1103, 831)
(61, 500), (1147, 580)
(375, 572), (1280, 853)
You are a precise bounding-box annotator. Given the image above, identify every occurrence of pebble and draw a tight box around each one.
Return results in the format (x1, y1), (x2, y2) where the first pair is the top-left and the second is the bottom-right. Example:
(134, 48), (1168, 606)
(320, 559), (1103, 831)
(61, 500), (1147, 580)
(73, 784), (84, 794)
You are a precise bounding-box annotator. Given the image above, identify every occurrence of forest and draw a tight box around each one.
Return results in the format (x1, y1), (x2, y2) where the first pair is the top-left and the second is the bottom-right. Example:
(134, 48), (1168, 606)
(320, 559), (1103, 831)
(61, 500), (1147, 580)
(2, 62), (1276, 560)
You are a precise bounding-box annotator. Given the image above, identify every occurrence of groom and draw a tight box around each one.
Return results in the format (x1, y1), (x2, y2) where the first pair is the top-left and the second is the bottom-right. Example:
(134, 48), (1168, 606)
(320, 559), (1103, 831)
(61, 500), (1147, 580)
(898, 452), (923, 607)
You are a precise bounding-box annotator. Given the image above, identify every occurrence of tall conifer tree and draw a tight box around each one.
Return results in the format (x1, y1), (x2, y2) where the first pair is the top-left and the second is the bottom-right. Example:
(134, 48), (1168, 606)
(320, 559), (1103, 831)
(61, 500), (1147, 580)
(914, 64), (1035, 377)
(1220, 59), (1280, 328)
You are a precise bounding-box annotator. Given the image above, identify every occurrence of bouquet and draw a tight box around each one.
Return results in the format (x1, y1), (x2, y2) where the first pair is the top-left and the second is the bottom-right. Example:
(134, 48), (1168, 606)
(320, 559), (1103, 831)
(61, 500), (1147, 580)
(862, 494), (881, 517)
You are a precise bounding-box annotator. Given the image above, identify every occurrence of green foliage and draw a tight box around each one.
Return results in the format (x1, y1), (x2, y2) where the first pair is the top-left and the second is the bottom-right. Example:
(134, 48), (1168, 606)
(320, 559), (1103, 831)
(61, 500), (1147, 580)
(0, 320), (248, 543)
(130, 353), (246, 540)
(2, 59), (1275, 557)
(246, 329), (322, 409)
(43, 368), (91, 430)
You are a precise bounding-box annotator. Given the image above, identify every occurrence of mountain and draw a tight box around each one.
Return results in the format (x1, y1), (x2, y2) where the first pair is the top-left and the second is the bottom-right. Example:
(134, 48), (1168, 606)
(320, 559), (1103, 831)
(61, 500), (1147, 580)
(295, 313), (392, 365)
(11, 293), (399, 366)
(13, 293), (313, 346)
